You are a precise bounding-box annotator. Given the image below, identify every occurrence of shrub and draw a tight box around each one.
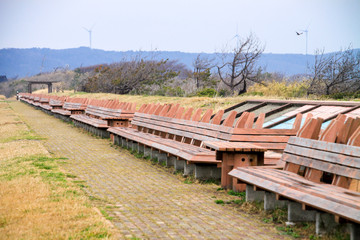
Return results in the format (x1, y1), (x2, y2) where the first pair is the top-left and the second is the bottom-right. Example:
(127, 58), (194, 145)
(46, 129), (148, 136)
(247, 80), (309, 98)
(196, 88), (217, 97)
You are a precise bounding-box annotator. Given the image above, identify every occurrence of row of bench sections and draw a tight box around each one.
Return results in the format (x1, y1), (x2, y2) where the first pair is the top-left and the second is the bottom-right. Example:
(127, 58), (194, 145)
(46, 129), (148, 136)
(19, 93), (360, 238)
(19, 93), (137, 138)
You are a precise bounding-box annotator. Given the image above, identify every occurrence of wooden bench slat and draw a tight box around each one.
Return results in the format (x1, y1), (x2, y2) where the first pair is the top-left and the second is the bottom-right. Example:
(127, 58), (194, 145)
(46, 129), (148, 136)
(284, 143), (360, 168)
(288, 136), (360, 158)
(282, 153), (360, 179)
(230, 135), (290, 143)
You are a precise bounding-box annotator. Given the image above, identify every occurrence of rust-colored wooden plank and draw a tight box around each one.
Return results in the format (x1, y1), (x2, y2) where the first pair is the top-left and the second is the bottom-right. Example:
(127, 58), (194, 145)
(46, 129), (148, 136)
(254, 113), (265, 129)
(284, 143), (360, 168)
(336, 117), (359, 144)
(348, 125), (360, 147)
(183, 108), (194, 120)
(159, 104), (171, 116)
(192, 108), (203, 122)
(234, 112), (249, 128)
(287, 136), (360, 158)
(232, 128), (298, 135)
(319, 115), (346, 142)
(166, 104), (180, 117)
(200, 109), (213, 123)
(230, 135), (290, 143)
(174, 107), (185, 119)
(292, 113), (303, 130)
(222, 111), (237, 127)
(244, 112), (255, 129)
(211, 110), (224, 125)
(296, 118), (323, 139)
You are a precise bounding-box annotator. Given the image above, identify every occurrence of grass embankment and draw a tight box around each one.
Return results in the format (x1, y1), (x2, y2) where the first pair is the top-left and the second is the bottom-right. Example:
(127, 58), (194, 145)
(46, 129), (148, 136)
(0, 100), (117, 239)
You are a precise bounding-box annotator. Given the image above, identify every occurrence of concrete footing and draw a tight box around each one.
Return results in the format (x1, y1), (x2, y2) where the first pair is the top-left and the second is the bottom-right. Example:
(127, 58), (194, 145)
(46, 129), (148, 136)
(166, 156), (175, 167)
(316, 212), (339, 235)
(174, 159), (185, 171)
(264, 192), (289, 210)
(288, 202), (316, 222)
(348, 223), (360, 240)
(184, 162), (195, 176)
(144, 147), (152, 158)
(246, 184), (265, 202)
(194, 164), (221, 180)
(158, 152), (167, 165)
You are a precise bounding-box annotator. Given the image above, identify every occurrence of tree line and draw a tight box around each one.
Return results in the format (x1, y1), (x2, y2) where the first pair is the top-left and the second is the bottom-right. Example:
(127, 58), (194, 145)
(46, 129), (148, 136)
(1, 33), (359, 99)
(71, 33), (359, 98)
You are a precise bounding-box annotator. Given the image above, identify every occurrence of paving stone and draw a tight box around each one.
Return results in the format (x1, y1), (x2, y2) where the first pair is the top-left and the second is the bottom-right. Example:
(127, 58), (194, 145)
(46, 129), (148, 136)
(11, 101), (291, 240)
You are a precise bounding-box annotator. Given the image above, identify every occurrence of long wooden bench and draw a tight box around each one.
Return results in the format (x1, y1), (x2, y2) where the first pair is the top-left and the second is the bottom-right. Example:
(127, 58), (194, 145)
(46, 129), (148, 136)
(108, 103), (304, 180)
(70, 100), (137, 138)
(51, 97), (88, 122)
(229, 116), (360, 237)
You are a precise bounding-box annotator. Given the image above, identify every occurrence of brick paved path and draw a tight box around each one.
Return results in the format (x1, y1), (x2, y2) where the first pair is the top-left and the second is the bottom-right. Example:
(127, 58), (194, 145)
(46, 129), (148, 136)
(12, 101), (290, 240)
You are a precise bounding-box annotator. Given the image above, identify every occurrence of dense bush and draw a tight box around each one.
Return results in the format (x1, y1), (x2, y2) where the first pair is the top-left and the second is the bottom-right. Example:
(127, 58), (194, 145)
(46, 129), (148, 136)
(247, 80), (309, 98)
(196, 88), (217, 97)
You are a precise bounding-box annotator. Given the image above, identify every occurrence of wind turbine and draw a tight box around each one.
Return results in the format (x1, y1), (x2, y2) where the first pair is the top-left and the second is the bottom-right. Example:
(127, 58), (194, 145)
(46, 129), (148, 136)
(296, 25), (309, 57)
(232, 24), (240, 48)
(296, 24), (310, 73)
(83, 24), (95, 49)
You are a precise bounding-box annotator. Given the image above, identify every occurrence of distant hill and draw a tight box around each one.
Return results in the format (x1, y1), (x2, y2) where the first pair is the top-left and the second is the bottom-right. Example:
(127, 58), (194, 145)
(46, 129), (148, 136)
(0, 47), (322, 78)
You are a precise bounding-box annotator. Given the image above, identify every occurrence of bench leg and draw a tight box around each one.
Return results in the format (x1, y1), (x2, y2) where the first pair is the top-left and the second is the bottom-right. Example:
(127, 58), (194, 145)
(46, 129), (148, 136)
(348, 223), (360, 240)
(158, 152), (167, 165)
(183, 162), (195, 176)
(144, 146), (152, 158)
(288, 202), (316, 222)
(174, 159), (185, 172)
(316, 212), (339, 236)
(138, 144), (144, 154)
(166, 155), (175, 167)
(151, 149), (159, 161)
(264, 192), (288, 210)
(120, 137), (126, 148)
(195, 164), (221, 180)
(246, 184), (264, 202)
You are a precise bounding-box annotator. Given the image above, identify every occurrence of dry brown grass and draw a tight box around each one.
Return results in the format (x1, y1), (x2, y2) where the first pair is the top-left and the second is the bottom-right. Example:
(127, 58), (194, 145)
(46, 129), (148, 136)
(0, 100), (119, 239)
(0, 95), (6, 100)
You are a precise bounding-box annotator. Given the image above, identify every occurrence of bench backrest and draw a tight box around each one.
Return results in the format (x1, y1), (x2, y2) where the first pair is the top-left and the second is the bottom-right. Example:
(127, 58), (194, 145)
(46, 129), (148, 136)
(282, 136), (360, 185)
(132, 104), (243, 143)
(282, 115), (360, 189)
(63, 98), (88, 110)
(131, 103), (302, 148)
(85, 102), (136, 119)
(49, 96), (67, 106)
(228, 114), (303, 150)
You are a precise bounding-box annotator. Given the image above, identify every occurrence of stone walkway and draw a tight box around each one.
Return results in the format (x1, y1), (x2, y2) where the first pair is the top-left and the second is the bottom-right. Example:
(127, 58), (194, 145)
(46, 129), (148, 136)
(11, 101), (291, 240)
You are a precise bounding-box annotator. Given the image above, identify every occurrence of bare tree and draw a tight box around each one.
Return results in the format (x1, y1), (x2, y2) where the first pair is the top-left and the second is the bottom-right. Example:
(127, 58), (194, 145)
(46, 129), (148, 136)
(192, 54), (214, 89)
(217, 33), (265, 95)
(309, 46), (360, 95)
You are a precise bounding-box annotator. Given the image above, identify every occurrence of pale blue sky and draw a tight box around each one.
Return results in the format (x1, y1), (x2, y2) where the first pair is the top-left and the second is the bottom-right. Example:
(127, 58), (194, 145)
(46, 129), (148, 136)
(0, 0), (359, 54)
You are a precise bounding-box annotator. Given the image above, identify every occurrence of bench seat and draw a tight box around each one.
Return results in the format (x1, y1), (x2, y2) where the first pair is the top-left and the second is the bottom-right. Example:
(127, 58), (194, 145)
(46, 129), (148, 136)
(71, 114), (108, 128)
(108, 127), (219, 163)
(230, 166), (360, 223)
(51, 109), (71, 116)
(40, 104), (52, 111)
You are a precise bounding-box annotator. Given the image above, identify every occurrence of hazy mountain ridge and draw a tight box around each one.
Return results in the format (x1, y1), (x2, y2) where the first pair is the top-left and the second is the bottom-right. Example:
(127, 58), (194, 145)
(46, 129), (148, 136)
(0, 47), (347, 79)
